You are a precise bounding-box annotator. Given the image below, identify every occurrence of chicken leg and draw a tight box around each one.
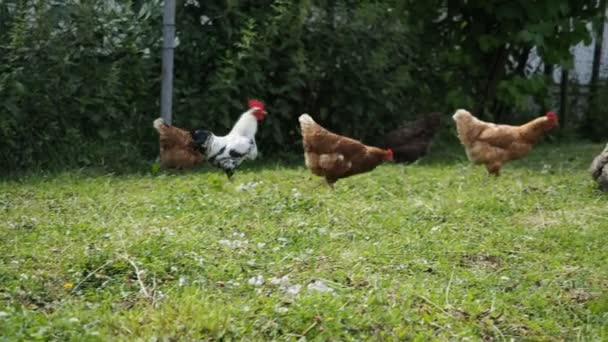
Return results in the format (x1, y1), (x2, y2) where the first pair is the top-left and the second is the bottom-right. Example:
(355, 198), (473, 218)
(485, 163), (501, 177)
(225, 169), (235, 180)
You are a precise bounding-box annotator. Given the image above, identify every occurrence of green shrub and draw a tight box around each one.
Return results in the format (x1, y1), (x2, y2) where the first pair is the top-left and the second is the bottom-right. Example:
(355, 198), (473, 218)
(173, 0), (428, 150)
(0, 0), (162, 171)
(0, 0), (600, 173)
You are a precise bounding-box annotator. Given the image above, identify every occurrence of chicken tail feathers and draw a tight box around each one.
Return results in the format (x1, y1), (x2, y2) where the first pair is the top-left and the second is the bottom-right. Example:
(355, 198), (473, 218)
(298, 114), (315, 125)
(299, 114), (319, 137)
(153, 118), (166, 132)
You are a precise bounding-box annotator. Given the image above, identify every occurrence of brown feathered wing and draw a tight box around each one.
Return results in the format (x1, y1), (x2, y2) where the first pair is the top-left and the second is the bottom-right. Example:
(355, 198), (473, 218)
(299, 114), (390, 185)
(153, 118), (204, 169)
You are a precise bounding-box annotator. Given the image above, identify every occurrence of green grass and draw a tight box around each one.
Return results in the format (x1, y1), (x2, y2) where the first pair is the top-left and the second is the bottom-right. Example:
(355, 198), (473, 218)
(1, 142), (607, 340)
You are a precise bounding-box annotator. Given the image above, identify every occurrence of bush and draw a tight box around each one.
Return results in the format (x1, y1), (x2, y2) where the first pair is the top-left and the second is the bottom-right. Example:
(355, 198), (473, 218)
(0, 0), (599, 173)
(173, 0), (431, 149)
(585, 82), (608, 141)
(0, 0), (162, 171)
(0, 0), (435, 172)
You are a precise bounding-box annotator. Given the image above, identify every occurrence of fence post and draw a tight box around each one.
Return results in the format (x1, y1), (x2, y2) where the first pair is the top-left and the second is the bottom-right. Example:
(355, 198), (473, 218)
(160, 0), (176, 125)
(588, 0), (606, 121)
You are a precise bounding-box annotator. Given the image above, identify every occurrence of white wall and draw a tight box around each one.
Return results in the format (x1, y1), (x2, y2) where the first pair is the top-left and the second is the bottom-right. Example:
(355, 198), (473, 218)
(554, 20), (608, 84)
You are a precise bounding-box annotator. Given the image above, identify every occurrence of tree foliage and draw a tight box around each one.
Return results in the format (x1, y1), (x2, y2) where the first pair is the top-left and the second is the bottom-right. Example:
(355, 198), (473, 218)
(408, 0), (599, 122)
(0, 0), (162, 170)
(0, 0), (602, 172)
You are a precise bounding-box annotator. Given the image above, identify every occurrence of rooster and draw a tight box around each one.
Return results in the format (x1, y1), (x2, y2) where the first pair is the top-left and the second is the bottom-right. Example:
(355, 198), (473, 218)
(153, 118), (204, 170)
(192, 100), (267, 179)
(381, 112), (442, 163)
(590, 143), (608, 191)
(452, 109), (558, 176)
(298, 114), (393, 187)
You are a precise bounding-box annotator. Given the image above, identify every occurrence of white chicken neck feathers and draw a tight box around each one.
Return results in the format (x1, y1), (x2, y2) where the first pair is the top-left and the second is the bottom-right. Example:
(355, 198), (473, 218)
(229, 109), (259, 138)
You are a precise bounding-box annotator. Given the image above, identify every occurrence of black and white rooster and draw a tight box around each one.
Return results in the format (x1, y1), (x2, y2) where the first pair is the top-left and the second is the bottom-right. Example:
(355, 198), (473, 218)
(192, 100), (267, 179)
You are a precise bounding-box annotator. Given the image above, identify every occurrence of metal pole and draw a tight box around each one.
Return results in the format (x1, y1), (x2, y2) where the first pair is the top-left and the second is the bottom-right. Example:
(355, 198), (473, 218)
(160, 0), (176, 125)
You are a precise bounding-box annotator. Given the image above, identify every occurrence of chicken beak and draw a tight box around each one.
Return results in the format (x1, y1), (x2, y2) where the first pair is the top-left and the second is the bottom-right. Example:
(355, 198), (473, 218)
(252, 108), (267, 121)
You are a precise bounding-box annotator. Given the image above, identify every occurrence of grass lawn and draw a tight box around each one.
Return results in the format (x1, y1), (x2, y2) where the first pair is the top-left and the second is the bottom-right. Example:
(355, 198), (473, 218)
(1, 142), (607, 340)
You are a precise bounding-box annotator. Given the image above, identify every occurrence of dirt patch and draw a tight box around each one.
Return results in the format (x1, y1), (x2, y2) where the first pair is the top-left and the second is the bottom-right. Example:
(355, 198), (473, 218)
(460, 253), (503, 271)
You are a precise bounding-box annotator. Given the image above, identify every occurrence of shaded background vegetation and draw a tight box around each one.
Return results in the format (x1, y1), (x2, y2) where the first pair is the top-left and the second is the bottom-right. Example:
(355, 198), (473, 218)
(0, 0), (606, 173)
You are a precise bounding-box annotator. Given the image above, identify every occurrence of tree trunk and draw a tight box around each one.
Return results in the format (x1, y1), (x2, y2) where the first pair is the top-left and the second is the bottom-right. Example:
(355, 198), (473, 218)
(541, 63), (555, 114)
(495, 46), (533, 123)
(474, 46), (509, 120)
(560, 68), (569, 129)
(514, 46), (533, 76)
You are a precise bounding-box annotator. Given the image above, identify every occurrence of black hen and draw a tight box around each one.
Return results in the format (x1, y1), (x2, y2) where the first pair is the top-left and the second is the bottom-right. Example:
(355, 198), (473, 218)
(380, 112), (442, 163)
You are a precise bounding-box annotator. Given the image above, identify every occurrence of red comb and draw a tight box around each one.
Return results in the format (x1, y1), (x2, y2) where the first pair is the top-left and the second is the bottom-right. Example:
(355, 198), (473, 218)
(248, 99), (265, 110)
(546, 111), (558, 123)
(386, 148), (394, 161)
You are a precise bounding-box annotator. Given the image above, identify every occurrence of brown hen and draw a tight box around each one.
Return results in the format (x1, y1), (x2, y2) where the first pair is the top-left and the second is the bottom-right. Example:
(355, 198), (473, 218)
(153, 118), (204, 169)
(298, 114), (393, 187)
(452, 109), (558, 176)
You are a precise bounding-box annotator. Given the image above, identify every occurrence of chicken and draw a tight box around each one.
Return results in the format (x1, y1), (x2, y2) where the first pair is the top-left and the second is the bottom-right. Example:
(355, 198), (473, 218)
(381, 112), (442, 163)
(298, 114), (393, 187)
(153, 118), (204, 169)
(589, 143), (608, 191)
(192, 100), (267, 179)
(452, 109), (558, 176)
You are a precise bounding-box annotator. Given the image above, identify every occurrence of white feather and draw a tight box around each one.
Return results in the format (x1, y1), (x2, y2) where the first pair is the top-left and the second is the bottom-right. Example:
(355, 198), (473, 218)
(229, 109), (259, 138)
(299, 114), (315, 125)
(153, 118), (164, 131)
(452, 109), (471, 122)
(202, 108), (261, 172)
